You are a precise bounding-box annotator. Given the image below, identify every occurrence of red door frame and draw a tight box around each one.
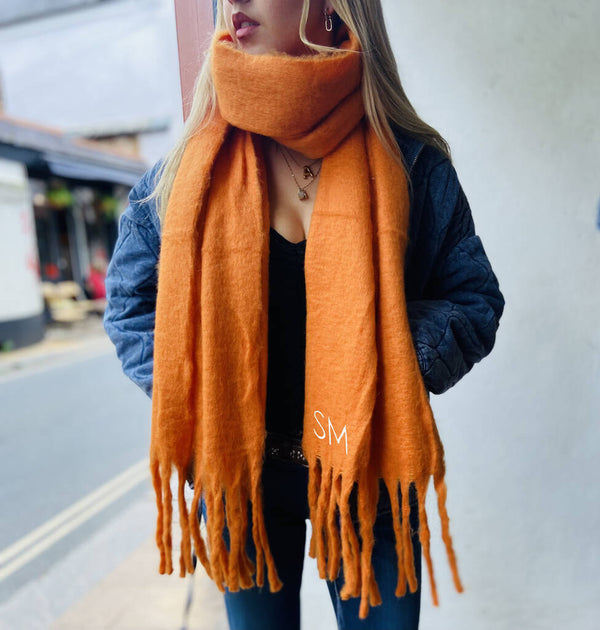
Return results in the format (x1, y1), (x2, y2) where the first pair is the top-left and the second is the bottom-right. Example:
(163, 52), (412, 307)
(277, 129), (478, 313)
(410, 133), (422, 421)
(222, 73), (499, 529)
(173, 0), (214, 121)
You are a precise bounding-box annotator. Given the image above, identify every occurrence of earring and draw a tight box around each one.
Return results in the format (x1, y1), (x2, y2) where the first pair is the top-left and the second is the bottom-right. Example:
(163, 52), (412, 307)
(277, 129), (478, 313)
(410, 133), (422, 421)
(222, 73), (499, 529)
(324, 9), (333, 32)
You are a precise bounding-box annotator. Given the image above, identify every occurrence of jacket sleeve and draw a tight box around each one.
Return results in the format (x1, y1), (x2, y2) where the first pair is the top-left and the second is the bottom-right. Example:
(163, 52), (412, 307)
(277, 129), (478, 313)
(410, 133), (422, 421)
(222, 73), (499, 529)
(407, 158), (505, 395)
(103, 165), (161, 398)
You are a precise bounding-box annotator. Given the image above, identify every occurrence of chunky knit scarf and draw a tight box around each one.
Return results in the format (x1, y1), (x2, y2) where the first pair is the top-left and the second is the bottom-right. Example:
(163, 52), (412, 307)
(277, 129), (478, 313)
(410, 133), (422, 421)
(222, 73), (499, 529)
(150, 29), (463, 619)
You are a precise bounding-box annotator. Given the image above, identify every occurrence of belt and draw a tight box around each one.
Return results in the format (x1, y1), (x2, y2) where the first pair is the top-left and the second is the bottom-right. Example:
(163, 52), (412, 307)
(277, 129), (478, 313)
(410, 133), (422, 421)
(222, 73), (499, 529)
(265, 432), (308, 467)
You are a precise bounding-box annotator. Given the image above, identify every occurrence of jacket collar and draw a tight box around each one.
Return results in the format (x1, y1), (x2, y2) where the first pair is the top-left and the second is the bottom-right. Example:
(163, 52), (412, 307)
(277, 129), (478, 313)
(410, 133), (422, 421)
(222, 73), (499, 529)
(392, 127), (425, 175)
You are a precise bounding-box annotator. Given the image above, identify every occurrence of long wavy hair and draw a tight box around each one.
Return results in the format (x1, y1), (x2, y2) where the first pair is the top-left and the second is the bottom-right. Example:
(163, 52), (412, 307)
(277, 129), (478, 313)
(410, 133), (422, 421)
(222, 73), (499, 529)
(149, 0), (450, 225)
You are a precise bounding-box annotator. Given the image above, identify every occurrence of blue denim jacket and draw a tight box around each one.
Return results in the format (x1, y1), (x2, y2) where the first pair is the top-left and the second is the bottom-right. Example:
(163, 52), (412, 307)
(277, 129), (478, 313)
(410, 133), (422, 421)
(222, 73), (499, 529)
(103, 131), (505, 398)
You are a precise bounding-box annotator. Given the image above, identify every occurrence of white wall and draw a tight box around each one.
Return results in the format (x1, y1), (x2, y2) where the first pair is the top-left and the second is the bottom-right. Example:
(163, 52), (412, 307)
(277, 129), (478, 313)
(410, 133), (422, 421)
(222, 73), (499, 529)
(381, 1), (600, 628)
(0, 0), (184, 165)
(0, 158), (43, 321)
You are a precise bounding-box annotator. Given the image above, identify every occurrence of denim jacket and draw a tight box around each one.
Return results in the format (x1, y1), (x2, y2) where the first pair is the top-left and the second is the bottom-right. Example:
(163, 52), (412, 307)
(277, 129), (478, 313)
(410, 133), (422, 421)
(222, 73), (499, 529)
(103, 131), (505, 399)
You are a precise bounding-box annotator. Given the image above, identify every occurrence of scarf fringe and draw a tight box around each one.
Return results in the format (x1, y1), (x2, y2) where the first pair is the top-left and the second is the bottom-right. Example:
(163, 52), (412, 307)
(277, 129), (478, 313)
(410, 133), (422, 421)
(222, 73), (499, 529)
(151, 453), (462, 620)
(150, 456), (283, 594)
(151, 28), (465, 622)
(306, 460), (463, 620)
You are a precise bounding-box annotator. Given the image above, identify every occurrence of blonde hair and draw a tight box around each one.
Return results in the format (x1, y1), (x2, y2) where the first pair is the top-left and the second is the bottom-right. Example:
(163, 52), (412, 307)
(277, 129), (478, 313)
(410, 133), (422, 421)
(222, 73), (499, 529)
(149, 0), (450, 225)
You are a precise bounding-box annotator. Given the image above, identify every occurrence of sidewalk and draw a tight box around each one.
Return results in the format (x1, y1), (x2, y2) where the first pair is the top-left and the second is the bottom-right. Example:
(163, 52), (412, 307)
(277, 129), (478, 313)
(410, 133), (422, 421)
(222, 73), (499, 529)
(50, 513), (333, 630)
(46, 481), (334, 630)
(51, 533), (230, 630)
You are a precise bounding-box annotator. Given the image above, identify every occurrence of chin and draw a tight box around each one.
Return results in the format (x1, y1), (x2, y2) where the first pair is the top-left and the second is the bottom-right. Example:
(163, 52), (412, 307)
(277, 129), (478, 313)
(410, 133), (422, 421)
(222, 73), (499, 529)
(237, 41), (274, 55)
(237, 44), (264, 55)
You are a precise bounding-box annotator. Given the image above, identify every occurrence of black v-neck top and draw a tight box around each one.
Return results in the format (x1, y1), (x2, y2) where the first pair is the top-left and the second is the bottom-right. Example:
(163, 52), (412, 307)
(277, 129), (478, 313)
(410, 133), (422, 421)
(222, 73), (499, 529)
(265, 227), (307, 441)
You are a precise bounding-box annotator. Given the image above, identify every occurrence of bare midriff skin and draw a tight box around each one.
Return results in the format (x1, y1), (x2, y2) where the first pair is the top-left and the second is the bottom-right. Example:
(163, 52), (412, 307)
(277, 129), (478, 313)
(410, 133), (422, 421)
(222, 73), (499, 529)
(262, 137), (322, 244)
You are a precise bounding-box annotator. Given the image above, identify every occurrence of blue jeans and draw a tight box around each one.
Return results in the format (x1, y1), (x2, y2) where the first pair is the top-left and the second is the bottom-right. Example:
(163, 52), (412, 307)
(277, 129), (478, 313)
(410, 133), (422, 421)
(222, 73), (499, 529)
(200, 457), (421, 630)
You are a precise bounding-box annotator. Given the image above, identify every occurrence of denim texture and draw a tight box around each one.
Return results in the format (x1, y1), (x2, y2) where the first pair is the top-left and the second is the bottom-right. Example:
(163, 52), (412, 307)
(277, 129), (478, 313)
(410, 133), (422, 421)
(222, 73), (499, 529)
(103, 130), (505, 398)
(200, 457), (421, 630)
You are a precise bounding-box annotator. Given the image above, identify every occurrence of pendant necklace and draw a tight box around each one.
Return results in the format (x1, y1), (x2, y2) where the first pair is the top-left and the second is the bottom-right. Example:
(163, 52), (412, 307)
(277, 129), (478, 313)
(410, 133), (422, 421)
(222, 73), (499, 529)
(277, 144), (322, 201)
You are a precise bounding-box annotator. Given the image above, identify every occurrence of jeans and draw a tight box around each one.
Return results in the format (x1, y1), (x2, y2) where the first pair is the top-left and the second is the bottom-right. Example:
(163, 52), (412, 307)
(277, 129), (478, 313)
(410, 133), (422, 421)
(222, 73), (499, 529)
(199, 457), (421, 630)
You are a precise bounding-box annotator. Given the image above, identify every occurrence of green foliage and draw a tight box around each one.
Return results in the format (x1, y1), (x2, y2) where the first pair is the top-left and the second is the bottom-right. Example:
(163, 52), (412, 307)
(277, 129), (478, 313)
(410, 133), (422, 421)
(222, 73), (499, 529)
(47, 185), (73, 209)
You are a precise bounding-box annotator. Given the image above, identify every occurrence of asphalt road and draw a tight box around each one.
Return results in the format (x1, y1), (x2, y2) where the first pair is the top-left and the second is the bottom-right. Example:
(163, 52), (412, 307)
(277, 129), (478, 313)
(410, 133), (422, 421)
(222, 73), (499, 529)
(0, 347), (152, 605)
(0, 344), (338, 630)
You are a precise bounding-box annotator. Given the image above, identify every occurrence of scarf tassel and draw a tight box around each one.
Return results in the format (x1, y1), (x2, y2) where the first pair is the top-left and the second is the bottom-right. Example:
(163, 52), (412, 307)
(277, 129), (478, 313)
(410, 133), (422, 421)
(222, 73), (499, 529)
(152, 454), (462, 619)
(306, 461), (464, 620)
(150, 456), (284, 594)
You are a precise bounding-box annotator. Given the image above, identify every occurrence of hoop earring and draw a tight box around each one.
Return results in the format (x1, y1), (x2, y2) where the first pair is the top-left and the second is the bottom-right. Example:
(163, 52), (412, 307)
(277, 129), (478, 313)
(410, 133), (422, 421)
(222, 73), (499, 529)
(324, 10), (333, 32)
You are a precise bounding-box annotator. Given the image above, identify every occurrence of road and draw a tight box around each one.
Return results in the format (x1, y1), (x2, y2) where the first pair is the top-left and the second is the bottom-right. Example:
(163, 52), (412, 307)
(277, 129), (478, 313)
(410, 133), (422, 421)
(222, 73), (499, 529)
(0, 342), (337, 630)
(0, 346), (153, 614)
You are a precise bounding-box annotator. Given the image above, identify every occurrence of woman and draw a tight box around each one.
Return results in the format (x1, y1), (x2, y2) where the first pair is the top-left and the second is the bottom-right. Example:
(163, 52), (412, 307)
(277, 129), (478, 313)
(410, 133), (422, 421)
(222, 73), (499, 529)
(104, 1), (505, 629)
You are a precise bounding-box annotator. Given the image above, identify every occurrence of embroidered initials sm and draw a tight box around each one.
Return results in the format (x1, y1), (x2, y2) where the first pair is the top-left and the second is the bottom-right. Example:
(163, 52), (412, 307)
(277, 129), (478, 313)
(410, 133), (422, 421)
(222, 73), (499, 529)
(313, 410), (348, 455)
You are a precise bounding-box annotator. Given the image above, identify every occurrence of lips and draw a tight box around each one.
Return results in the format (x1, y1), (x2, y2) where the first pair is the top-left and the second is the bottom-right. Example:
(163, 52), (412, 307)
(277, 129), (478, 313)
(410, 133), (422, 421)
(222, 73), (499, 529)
(232, 11), (259, 39)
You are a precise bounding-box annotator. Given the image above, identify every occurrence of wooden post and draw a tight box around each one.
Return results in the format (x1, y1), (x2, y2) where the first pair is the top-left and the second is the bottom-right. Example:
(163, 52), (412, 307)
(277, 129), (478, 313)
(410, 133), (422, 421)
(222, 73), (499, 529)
(173, 0), (215, 121)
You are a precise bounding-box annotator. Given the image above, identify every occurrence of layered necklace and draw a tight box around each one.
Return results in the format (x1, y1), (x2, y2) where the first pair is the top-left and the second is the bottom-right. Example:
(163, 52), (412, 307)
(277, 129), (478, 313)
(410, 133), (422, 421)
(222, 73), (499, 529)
(277, 144), (322, 201)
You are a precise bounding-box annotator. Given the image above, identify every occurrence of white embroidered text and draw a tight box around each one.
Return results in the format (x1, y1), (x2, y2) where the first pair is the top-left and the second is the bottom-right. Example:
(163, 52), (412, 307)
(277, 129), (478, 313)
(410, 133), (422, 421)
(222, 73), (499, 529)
(313, 410), (348, 455)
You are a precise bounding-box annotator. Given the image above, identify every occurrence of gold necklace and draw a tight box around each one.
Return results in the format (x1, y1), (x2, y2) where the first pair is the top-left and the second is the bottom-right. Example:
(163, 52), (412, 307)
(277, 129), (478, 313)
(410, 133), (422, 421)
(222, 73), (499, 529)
(277, 145), (322, 201)
(284, 149), (322, 180)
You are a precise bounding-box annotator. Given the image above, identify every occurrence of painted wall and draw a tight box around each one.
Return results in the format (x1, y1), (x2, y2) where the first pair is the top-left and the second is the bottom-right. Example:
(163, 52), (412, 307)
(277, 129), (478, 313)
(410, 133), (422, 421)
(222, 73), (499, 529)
(380, 1), (599, 628)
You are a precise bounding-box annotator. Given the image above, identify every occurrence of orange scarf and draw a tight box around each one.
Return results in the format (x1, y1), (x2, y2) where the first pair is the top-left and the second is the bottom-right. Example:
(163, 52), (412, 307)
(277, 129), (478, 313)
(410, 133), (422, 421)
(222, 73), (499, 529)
(150, 30), (463, 619)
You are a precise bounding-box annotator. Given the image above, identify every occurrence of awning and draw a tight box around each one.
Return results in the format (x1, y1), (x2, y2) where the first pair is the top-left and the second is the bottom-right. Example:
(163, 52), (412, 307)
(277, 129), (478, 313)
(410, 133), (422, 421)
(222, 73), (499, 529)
(44, 153), (144, 187)
(0, 115), (147, 186)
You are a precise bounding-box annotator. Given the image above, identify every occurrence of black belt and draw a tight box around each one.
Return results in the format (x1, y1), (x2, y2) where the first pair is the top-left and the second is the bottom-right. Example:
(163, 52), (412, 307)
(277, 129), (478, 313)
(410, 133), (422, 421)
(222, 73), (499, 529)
(265, 432), (308, 467)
